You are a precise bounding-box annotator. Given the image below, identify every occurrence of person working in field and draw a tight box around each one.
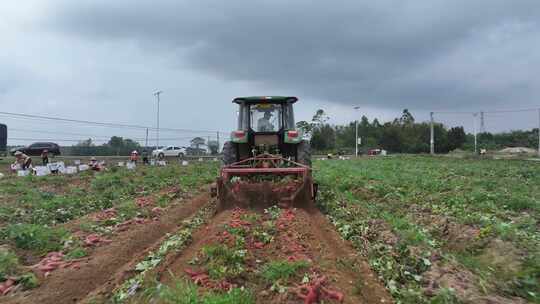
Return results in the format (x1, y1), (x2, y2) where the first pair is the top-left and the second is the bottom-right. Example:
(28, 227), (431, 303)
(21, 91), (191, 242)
(88, 157), (102, 171)
(41, 149), (49, 165)
(130, 150), (139, 163)
(257, 111), (274, 132)
(13, 151), (32, 170)
(142, 150), (149, 165)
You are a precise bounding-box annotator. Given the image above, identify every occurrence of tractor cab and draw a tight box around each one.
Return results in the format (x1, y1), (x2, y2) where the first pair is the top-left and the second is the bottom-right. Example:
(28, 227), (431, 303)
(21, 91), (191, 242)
(229, 96), (303, 161)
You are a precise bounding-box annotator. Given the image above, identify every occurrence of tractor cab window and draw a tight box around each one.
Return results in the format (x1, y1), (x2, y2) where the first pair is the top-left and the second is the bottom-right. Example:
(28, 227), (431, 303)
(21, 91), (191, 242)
(283, 103), (295, 129)
(250, 104), (282, 132)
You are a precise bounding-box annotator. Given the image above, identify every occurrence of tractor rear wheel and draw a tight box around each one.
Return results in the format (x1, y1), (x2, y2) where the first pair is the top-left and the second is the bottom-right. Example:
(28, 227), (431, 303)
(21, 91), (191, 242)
(297, 140), (312, 167)
(222, 141), (237, 165)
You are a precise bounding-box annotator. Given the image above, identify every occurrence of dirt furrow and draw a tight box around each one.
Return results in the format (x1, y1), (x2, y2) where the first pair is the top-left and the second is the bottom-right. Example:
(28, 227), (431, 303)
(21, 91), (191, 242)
(152, 207), (393, 304)
(1, 193), (210, 304)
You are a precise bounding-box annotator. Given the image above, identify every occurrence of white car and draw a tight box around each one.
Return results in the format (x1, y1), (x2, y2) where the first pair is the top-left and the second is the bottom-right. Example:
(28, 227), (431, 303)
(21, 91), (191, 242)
(152, 146), (186, 158)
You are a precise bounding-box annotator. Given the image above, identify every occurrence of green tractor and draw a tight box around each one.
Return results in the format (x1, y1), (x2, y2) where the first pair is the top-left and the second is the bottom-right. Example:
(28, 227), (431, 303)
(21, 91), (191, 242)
(216, 96), (316, 210)
(222, 96), (311, 166)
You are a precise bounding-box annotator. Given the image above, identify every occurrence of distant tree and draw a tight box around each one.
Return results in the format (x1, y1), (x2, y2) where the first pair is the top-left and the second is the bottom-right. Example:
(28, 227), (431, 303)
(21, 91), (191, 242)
(399, 109), (415, 125)
(106, 136), (140, 156)
(297, 108), (537, 154)
(311, 124), (336, 151)
(379, 124), (403, 152)
(78, 138), (94, 147)
(296, 120), (313, 137)
(433, 123), (450, 153)
(66, 136), (140, 156)
(108, 136), (124, 149)
(296, 109), (331, 139)
(190, 137), (206, 149)
(70, 138), (95, 156)
(207, 140), (219, 155)
(312, 109), (330, 125)
(447, 127), (467, 151)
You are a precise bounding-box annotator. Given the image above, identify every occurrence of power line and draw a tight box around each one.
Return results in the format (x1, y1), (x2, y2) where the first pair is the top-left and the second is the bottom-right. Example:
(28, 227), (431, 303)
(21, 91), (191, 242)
(482, 108), (540, 114)
(8, 128), (211, 142)
(9, 128), (115, 139)
(432, 107), (540, 115)
(0, 111), (148, 130)
(0, 111), (222, 134)
(9, 137), (113, 143)
(432, 111), (473, 115)
(8, 135), (217, 146)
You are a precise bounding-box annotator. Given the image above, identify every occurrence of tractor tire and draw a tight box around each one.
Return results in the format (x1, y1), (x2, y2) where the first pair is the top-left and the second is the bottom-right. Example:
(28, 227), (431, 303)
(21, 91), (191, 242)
(222, 141), (237, 165)
(297, 140), (312, 167)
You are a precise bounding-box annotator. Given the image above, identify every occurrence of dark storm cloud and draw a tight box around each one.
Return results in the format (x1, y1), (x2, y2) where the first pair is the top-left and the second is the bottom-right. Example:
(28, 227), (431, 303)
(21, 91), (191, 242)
(49, 0), (540, 110)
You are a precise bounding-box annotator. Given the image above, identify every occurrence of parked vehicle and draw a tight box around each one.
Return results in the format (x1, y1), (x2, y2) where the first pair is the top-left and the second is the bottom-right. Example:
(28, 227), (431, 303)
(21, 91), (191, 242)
(151, 146), (186, 158)
(367, 148), (387, 156)
(10, 142), (61, 156)
(185, 147), (207, 156)
(0, 124), (6, 156)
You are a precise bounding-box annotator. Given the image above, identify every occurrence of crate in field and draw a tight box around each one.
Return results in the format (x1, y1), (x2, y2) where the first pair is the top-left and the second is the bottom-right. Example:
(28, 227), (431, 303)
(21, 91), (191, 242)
(34, 166), (51, 176)
(17, 170), (30, 177)
(48, 162), (66, 174)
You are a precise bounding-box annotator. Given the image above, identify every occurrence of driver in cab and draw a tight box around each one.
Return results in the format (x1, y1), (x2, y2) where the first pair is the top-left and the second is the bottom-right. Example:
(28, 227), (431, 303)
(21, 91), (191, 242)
(257, 111), (274, 132)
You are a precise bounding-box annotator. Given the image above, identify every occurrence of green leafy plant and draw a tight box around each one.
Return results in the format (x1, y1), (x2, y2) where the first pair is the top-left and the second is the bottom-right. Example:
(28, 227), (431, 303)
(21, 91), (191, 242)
(65, 247), (88, 260)
(155, 278), (254, 304)
(19, 273), (39, 289)
(0, 248), (20, 280)
(202, 245), (246, 280)
(261, 260), (309, 283)
(4, 224), (69, 253)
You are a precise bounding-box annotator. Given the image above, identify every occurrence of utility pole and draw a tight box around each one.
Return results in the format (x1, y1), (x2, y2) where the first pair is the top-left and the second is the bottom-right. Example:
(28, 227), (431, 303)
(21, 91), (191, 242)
(430, 112), (434, 155)
(538, 108), (540, 157)
(217, 131), (220, 152)
(153, 90), (163, 150)
(355, 120), (359, 157)
(480, 111), (485, 133)
(145, 128), (148, 149)
(353, 106), (360, 157)
(473, 112), (478, 154)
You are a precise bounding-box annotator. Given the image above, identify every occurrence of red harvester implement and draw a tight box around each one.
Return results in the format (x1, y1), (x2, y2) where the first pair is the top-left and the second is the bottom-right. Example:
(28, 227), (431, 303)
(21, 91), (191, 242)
(213, 153), (317, 211)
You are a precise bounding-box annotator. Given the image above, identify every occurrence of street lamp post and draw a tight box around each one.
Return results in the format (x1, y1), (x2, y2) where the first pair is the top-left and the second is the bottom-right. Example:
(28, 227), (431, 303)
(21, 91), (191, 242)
(154, 90), (163, 150)
(353, 106), (360, 157)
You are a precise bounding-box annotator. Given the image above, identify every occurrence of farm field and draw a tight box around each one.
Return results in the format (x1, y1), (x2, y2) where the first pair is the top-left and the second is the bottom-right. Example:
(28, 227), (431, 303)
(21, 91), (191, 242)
(316, 156), (539, 303)
(0, 156), (538, 303)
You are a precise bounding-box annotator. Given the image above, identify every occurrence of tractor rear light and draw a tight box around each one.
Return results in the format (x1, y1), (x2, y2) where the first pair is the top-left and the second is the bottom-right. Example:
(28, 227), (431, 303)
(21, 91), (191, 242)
(233, 130), (246, 138)
(287, 130), (299, 138)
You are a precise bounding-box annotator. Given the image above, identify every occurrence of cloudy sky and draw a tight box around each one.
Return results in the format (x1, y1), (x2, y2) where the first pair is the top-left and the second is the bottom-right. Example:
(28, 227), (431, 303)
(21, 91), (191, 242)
(1, 0), (539, 146)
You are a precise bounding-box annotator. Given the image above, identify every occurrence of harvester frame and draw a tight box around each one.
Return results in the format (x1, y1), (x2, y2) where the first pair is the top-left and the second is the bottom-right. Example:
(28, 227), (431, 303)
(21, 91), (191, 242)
(216, 153), (317, 211)
(214, 96), (317, 210)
